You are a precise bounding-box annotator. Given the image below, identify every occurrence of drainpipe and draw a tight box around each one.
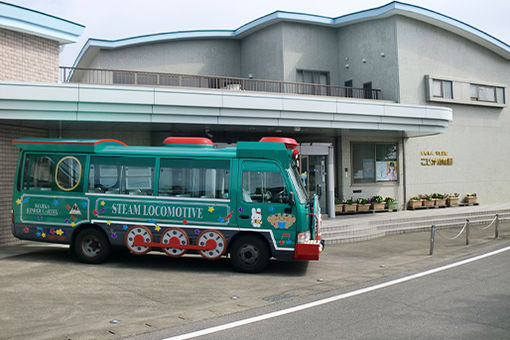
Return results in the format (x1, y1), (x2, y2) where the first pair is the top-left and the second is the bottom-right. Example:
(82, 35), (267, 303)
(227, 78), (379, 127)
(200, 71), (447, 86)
(327, 145), (335, 218)
(402, 136), (407, 210)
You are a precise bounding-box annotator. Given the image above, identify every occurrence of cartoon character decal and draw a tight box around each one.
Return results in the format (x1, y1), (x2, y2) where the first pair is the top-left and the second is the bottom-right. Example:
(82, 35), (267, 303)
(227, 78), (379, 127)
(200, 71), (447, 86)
(267, 213), (296, 229)
(251, 208), (262, 227)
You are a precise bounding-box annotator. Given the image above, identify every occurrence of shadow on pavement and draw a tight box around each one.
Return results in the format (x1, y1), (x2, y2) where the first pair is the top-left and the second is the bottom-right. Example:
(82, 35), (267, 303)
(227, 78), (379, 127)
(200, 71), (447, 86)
(5, 245), (310, 276)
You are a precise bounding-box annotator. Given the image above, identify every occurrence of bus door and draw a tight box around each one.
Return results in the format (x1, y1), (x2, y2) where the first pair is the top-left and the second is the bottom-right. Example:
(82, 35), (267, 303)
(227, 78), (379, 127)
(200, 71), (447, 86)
(237, 160), (297, 249)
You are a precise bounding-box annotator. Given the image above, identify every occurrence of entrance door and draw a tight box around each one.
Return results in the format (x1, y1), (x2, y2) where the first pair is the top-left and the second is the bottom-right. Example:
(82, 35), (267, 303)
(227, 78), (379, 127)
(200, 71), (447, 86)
(300, 155), (327, 211)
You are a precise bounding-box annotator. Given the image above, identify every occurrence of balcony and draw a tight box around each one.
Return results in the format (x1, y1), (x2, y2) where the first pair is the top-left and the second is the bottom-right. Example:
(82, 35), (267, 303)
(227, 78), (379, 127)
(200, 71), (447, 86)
(59, 67), (382, 100)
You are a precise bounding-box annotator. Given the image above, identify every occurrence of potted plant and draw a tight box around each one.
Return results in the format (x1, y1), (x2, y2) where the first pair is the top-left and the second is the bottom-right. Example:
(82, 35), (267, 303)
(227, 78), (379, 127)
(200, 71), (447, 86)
(335, 197), (344, 213)
(421, 193), (434, 207)
(464, 193), (477, 204)
(371, 195), (386, 211)
(432, 193), (446, 207)
(446, 193), (460, 206)
(356, 198), (371, 212)
(343, 198), (357, 213)
(408, 196), (422, 209)
(385, 197), (397, 211)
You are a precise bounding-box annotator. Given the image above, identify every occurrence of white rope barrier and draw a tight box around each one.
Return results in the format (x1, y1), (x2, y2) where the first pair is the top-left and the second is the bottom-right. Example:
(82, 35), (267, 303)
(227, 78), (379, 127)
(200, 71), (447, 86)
(429, 213), (507, 255)
(436, 220), (468, 240)
(479, 215), (498, 230)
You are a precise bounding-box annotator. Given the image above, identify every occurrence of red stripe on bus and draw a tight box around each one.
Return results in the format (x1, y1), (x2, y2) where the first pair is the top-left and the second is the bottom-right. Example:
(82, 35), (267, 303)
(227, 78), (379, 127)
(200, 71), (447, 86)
(12, 139), (127, 146)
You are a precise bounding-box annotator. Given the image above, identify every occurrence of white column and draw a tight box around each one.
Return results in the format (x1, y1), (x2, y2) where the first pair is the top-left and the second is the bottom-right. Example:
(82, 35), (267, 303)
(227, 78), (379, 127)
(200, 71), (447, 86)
(327, 145), (335, 218)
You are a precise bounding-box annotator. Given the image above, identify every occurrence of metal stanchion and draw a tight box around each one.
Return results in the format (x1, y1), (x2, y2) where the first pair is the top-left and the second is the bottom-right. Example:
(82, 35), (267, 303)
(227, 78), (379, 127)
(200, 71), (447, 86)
(465, 219), (470, 245)
(495, 214), (499, 239)
(429, 225), (436, 255)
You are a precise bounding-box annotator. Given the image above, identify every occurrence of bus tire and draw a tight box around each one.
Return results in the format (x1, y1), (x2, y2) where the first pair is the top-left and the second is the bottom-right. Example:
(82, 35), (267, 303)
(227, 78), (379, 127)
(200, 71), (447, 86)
(73, 227), (111, 264)
(230, 235), (269, 273)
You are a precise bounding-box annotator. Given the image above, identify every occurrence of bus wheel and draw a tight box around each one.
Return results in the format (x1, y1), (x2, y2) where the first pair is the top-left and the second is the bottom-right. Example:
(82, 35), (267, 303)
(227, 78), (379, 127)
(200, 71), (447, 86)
(73, 228), (111, 264)
(230, 235), (269, 273)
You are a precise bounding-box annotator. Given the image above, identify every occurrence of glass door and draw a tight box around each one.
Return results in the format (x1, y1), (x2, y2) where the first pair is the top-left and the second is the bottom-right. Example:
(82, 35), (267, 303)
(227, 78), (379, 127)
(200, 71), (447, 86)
(300, 155), (327, 211)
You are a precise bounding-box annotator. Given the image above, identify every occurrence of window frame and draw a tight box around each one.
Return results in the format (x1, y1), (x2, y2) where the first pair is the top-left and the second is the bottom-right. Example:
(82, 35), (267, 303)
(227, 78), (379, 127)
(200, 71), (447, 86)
(22, 153), (86, 193)
(350, 142), (399, 185)
(470, 83), (505, 104)
(432, 79), (453, 99)
(157, 158), (231, 200)
(88, 156), (155, 196)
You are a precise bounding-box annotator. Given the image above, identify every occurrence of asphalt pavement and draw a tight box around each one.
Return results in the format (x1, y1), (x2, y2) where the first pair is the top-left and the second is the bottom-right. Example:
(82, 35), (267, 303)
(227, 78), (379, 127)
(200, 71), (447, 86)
(0, 222), (509, 340)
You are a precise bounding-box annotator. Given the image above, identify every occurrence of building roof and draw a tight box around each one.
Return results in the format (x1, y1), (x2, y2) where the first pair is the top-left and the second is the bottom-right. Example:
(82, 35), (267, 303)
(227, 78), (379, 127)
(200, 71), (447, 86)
(0, 1), (84, 44)
(74, 1), (509, 67)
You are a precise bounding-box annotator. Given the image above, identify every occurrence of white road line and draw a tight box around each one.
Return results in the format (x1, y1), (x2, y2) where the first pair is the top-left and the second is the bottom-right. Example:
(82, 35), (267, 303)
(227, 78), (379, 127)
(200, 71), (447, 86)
(163, 245), (510, 340)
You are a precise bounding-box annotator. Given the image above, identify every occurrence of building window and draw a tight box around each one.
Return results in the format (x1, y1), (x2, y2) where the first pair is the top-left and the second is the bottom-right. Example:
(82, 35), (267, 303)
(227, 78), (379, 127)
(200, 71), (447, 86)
(352, 143), (398, 184)
(363, 82), (373, 99)
(296, 69), (329, 95)
(344, 80), (353, 98)
(432, 79), (453, 99)
(470, 84), (505, 103)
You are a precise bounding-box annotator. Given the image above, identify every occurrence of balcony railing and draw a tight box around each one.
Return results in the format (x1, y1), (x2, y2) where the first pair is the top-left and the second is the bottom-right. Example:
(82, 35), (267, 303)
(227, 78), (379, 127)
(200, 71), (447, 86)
(59, 67), (382, 100)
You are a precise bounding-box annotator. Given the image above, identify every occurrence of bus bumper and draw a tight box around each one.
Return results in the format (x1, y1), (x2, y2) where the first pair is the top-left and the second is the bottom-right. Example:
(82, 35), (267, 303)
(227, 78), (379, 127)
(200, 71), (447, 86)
(294, 239), (323, 261)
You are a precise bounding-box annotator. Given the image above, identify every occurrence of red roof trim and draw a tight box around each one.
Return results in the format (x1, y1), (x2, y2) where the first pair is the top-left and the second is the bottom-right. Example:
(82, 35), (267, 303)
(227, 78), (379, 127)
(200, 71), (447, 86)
(12, 139), (127, 146)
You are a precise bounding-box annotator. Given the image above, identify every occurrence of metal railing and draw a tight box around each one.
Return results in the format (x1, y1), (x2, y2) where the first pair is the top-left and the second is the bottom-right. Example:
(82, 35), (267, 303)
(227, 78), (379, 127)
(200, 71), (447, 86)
(59, 67), (382, 100)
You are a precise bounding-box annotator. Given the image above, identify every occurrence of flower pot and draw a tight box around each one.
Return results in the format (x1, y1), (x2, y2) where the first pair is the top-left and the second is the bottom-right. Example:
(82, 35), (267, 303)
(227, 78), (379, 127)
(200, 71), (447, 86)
(387, 201), (397, 211)
(371, 202), (386, 211)
(408, 200), (422, 209)
(447, 197), (459, 206)
(435, 198), (446, 207)
(423, 199), (434, 207)
(464, 196), (477, 204)
(357, 204), (370, 212)
(344, 204), (357, 213)
(335, 204), (344, 213)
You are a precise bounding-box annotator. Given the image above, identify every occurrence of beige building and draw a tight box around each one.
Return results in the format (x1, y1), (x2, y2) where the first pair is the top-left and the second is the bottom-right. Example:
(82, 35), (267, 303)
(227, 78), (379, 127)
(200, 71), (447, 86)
(0, 2), (508, 246)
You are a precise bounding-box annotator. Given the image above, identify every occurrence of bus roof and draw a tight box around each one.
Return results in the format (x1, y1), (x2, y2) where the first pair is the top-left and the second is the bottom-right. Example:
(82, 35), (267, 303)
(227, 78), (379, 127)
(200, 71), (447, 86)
(12, 138), (293, 167)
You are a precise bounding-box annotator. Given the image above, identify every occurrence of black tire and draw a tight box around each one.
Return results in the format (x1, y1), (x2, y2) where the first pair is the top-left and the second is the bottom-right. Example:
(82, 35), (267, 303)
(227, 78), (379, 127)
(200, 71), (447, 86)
(73, 228), (111, 264)
(230, 235), (270, 273)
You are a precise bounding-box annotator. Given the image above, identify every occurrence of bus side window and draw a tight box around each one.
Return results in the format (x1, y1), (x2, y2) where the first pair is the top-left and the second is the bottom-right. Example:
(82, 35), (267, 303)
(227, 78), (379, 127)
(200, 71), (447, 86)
(242, 170), (289, 204)
(24, 155), (54, 190)
(158, 159), (230, 199)
(88, 157), (155, 196)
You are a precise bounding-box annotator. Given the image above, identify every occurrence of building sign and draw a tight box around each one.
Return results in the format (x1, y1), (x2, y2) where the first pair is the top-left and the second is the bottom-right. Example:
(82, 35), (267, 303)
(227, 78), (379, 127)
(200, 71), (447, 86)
(421, 151), (453, 166)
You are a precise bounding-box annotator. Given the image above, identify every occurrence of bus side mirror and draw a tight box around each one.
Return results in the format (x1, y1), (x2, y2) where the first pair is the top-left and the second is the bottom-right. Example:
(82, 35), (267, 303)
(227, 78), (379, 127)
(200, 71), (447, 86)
(289, 192), (295, 206)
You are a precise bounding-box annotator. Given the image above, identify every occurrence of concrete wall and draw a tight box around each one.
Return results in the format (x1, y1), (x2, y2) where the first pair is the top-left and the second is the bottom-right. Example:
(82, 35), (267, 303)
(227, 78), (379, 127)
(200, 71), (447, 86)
(91, 39), (241, 77)
(336, 18), (399, 101)
(0, 28), (59, 82)
(240, 24), (284, 80)
(396, 16), (510, 204)
(281, 22), (339, 84)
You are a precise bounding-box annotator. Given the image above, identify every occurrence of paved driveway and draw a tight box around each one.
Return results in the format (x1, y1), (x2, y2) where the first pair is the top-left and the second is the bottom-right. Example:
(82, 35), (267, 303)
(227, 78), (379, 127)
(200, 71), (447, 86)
(1, 225), (508, 339)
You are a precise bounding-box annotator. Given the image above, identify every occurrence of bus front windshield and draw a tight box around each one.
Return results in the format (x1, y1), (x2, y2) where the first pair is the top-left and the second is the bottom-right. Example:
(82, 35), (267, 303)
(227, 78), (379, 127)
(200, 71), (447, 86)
(289, 163), (309, 205)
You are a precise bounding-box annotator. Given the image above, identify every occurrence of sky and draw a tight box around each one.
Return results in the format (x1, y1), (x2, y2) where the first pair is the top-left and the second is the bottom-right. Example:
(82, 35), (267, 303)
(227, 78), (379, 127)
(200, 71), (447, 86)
(5, 0), (510, 66)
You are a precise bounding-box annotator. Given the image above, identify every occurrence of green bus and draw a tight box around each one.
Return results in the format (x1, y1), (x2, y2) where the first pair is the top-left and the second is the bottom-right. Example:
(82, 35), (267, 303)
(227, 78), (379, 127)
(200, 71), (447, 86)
(11, 136), (322, 272)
